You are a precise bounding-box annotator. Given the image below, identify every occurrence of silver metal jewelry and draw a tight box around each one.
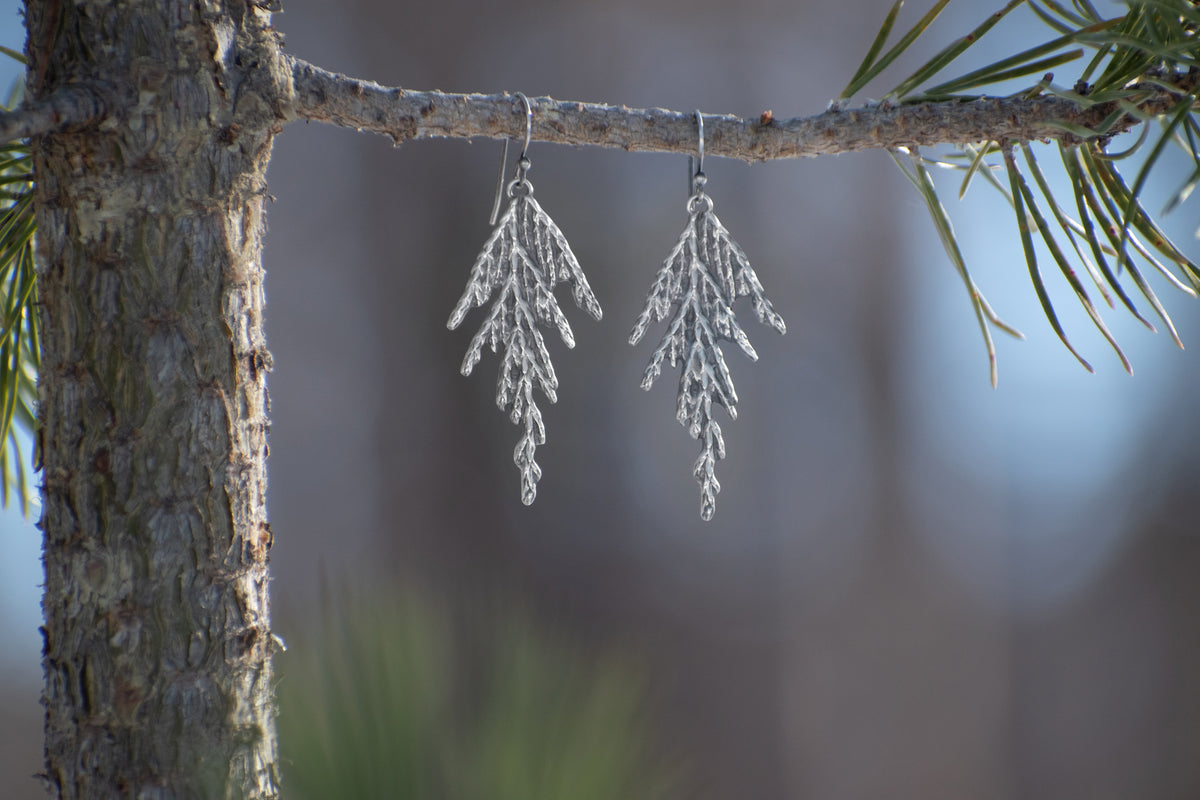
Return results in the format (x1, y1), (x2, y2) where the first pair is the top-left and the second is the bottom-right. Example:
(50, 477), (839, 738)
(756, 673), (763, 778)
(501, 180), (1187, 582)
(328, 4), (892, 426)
(629, 110), (786, 521)
(448, 92), (603, 506)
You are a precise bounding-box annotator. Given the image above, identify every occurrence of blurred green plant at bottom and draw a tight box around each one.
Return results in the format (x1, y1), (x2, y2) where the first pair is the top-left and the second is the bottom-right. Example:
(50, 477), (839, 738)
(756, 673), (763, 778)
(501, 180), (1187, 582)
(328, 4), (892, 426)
(277, 588), (680, 800)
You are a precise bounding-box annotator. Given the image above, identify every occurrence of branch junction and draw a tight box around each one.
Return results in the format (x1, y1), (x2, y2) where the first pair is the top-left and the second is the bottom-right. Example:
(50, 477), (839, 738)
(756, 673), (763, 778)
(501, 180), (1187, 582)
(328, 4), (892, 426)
(0, 85), (105, 142)
(0, 56), (1188, 159)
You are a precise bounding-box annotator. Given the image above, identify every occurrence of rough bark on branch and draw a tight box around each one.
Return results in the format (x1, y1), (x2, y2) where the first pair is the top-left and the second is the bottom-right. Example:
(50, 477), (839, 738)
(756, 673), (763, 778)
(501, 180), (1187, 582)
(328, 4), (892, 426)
(286, 56), (1190, 161)
(0, 84), (105, 141)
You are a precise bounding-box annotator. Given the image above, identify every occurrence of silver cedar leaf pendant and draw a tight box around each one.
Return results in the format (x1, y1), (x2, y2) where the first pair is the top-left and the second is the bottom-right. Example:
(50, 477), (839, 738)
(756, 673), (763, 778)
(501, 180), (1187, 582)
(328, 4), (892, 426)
(448, 170), (603, 505)
(630, 181), (785, 520)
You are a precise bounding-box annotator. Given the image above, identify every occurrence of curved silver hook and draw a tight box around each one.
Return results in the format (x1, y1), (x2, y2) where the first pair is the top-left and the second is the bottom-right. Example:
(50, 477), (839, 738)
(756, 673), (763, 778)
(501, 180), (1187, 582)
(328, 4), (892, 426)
(489, 92), (536, 225)
(515, 92), (533, 161)
(689, 110), (708, 197)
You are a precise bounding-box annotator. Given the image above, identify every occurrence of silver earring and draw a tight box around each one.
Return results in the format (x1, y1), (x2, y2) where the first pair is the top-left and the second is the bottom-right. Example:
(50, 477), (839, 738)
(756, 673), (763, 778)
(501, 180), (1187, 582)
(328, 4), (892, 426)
(629, 110), (786, 521)
(448, 92), (603, 506)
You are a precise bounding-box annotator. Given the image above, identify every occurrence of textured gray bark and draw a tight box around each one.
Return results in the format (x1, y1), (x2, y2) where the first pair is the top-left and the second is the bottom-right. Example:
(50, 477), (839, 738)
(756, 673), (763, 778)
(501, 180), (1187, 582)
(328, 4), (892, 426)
(30, 1), (288, 797)
(286, 58), (1191, 161)
(0, 84), (105, 143)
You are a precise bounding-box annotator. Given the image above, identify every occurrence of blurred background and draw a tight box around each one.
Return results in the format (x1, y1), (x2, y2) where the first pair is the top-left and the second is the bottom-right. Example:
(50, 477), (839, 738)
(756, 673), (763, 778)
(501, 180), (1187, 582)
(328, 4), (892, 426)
(3, 0), (1200, 796)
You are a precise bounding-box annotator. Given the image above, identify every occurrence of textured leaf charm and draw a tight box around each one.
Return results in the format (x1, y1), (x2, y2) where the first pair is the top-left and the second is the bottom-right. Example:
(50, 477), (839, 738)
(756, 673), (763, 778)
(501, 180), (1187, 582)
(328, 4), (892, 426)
(630, 180), (785, 520)
(449, 168), (602, 505)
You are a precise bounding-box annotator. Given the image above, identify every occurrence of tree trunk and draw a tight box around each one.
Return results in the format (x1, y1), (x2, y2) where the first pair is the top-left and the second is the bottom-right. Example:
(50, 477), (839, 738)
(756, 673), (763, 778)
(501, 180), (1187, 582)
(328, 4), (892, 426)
(29, 1), (287, 796)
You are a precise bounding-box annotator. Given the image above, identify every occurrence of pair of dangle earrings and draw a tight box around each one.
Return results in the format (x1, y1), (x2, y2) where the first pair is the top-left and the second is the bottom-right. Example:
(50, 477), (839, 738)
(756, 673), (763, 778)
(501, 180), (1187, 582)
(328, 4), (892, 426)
(450, 100), (785, 520)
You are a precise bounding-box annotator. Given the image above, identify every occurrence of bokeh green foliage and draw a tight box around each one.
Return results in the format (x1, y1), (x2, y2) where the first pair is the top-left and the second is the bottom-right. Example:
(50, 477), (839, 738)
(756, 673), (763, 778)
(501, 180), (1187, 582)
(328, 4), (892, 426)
(277, 588), (679, 800)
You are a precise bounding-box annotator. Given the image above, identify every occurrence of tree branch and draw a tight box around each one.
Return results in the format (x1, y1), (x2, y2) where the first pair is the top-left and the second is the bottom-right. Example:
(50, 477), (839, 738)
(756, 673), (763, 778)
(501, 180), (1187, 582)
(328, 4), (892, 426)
(286, 56), (1191, 162)
(0, 85), (106, 143)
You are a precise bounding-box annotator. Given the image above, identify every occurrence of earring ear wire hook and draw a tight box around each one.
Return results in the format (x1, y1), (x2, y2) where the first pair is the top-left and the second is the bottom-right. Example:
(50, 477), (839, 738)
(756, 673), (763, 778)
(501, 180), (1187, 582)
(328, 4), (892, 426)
(489, 93), (535, 225)
(690, 110), (707, 197)
(516, 92), (533, 162)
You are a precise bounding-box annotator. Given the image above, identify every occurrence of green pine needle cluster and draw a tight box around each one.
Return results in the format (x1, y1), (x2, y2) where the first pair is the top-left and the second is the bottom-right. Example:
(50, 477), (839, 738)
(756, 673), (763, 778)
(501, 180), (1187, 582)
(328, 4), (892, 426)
(0, 77), (36, 513)
(848, 0), (1200, 384)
